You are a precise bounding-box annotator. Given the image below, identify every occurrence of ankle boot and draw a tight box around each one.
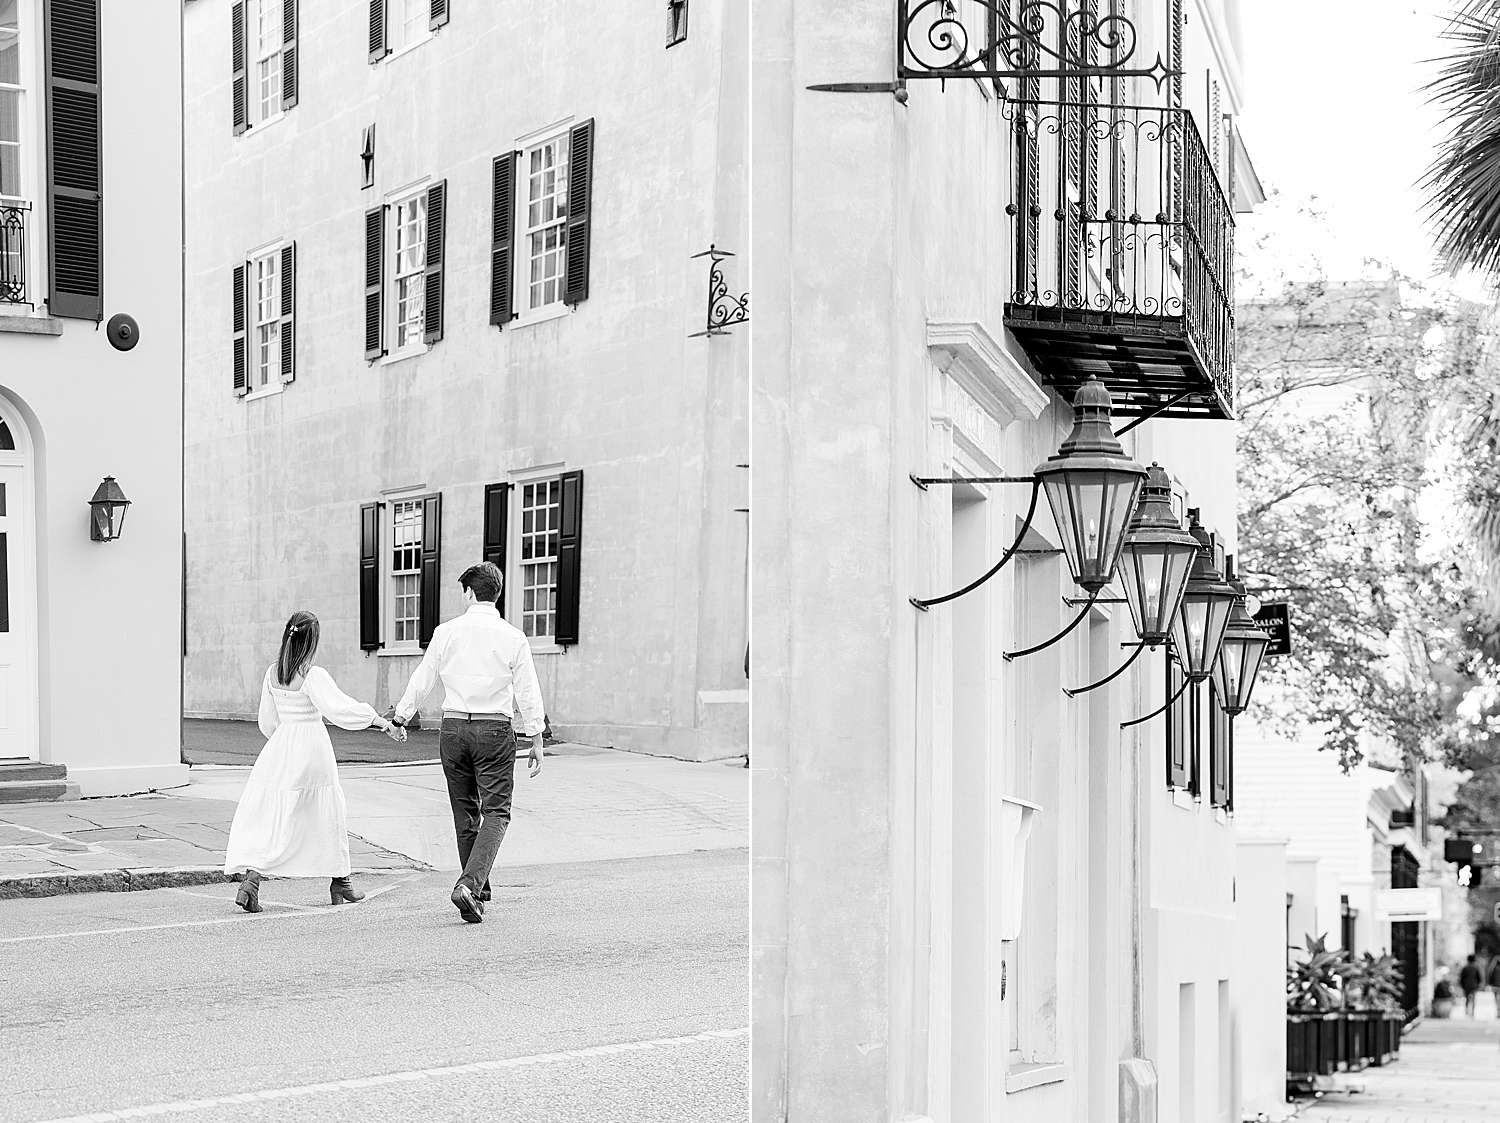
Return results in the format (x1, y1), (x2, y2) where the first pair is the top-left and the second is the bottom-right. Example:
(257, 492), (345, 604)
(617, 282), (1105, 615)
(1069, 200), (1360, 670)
(330, 876), (365, 905)
(235, 870), (263, 914)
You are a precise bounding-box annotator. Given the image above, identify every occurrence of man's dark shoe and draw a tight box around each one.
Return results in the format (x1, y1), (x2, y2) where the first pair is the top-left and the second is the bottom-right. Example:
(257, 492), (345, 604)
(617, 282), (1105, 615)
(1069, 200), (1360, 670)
(451, 883), (484, 924)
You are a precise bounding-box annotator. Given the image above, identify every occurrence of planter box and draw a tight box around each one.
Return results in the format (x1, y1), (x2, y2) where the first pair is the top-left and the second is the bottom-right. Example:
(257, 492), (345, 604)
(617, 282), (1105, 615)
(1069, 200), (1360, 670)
(1345, 1012), (1370, 1070)
(1287, 1014), (1319, 1078)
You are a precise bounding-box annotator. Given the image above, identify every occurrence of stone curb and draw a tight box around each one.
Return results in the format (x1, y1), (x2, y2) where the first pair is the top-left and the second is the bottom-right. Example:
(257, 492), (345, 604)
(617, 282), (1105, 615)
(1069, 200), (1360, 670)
(0, 866), (233, 900)
(0, 863), (425, 901)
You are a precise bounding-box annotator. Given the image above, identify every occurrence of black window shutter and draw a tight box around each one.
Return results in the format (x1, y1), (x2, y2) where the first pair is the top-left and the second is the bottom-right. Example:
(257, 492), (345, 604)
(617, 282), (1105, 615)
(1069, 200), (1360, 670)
(364, 206), (384, 359)
(563, 119), (594, 305)
(489, 152), (516, 327)
(279, 241), (296, 383)
(418, 493), (442, 648)
(232, 261), (247, 395)
(483, 482), (510, 613)
(1188, 680), (1203, 797)
(1165, 654), (1188, 788)
(430, 0), (450, 32)
(281, 0), (298, 110)
(231, 1), (248, 133)
(368, 0), (387, 63)
(359, 503), (382, 651)
(1209, 686), (1230, 809)
(667, 0), (688, 46)
(46, 0), (102, 321)
(423, 179), (446, 344)
(555, 470), (583, 646)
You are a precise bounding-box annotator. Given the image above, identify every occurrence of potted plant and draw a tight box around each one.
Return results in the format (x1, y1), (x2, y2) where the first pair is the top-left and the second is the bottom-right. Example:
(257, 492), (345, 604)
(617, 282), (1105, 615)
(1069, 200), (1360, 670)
(1431, 974), (1455, 1019)
(1287, 934), (1352, 1080)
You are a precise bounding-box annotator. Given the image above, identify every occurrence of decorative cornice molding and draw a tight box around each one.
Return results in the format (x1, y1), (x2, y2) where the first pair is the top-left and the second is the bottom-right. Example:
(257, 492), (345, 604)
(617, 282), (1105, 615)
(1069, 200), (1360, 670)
(926, 319), (1049, 428)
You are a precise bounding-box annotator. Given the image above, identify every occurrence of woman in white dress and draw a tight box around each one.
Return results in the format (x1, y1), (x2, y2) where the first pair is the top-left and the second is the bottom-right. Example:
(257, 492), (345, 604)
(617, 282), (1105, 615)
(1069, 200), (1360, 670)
(224, 610), (405, 912)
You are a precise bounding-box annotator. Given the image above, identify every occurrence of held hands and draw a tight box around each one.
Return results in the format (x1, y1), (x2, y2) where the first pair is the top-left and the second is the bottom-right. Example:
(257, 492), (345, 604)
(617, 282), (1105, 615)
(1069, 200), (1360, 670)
(379, 717), (408, 743)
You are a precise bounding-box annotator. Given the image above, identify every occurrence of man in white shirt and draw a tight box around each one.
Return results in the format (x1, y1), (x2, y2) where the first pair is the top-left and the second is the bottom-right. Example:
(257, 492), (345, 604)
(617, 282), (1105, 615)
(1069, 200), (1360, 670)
(392, 562), (546, 924)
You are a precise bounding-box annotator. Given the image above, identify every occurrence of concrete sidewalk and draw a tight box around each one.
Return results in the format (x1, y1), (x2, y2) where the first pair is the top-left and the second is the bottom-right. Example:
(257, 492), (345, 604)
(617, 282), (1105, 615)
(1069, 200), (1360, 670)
(1297, 1017), (1500, 1123)
(0, 744), (747, 899)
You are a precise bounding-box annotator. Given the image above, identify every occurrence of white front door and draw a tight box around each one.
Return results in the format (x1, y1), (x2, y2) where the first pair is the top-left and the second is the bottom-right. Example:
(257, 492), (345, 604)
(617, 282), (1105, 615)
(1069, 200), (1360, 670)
(0, 463), (34, 760)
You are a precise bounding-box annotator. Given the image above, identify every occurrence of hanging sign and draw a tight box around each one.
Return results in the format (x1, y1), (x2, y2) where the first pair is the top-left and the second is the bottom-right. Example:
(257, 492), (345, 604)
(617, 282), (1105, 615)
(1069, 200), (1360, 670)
(1373, 887), (1442, 922)
(1254, 602), (1292, 657)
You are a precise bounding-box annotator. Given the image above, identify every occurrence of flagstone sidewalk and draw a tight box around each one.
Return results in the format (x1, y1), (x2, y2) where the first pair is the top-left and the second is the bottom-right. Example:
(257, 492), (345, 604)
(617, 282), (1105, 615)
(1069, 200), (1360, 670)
(1295, 1017), (1500, 1123)
(0, 744), (748, 899)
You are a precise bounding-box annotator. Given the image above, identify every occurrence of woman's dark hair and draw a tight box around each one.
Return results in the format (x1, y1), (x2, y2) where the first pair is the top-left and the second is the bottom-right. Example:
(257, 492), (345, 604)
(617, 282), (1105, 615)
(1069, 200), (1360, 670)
(276, 610), (320, 686)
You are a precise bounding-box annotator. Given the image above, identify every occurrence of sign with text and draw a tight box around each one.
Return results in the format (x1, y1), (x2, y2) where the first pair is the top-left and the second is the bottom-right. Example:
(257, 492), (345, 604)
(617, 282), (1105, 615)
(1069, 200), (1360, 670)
(1374, 887), (1442, 922)
(1255, 602), (1292, 657)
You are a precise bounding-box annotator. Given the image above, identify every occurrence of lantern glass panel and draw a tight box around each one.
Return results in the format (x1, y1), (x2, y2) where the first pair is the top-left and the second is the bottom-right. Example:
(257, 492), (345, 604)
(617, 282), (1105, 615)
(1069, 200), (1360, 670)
(1170, 590), (1233, 679)
(1042, 469), (1142, 591)
(1120, 539), (1196, 643)
(1215, 630), (1269, 713)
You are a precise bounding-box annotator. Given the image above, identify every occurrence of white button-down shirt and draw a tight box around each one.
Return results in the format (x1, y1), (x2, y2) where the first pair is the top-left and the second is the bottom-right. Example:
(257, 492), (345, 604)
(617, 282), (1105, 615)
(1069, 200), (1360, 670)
(394, 603), (546, 736)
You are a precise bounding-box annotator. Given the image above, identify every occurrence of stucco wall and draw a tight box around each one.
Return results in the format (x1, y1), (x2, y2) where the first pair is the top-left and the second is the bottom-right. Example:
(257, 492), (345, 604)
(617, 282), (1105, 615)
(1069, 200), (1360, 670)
(0, 0), (185, 795)
(182, 1), (747, 760)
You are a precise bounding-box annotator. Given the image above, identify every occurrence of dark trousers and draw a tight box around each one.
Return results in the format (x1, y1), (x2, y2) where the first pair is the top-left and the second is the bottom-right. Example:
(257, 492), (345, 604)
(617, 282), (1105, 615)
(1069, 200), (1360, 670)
(439, 717), (516, 895)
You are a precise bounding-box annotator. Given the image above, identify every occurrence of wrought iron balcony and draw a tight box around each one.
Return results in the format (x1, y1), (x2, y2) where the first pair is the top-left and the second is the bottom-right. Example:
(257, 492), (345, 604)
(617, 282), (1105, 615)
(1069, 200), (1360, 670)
(1003, 100), (1235, 420)
(0, 200), (27, 306)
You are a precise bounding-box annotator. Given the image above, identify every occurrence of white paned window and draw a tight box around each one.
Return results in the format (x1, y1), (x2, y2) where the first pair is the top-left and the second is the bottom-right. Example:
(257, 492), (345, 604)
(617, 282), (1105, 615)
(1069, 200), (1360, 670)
(251, 248), (280, 391)
(518, 478), (561, 639)
(390, 499), (423, 645)
(523, 134), (569, 311)
(0, 0), (20, 200)
(254, 0), (283, 125)
(392, 192), (426, 350)
(389, 0), (430, 54)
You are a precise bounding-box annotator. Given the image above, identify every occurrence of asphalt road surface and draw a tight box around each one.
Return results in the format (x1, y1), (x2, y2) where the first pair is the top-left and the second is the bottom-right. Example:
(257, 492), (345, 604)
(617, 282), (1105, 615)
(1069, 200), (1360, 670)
(0, 850), (747, 1123)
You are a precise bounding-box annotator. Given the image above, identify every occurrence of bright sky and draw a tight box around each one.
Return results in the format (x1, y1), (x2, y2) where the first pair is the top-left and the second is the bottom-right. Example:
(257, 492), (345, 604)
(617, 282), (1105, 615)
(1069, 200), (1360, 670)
(1236, 0), (1455, 283)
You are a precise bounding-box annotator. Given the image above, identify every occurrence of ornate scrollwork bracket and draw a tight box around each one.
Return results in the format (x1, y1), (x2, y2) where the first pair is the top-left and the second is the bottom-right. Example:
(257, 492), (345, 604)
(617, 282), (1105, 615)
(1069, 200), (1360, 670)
(898, 0), (1179, 87)
(689, 245), (750, 338)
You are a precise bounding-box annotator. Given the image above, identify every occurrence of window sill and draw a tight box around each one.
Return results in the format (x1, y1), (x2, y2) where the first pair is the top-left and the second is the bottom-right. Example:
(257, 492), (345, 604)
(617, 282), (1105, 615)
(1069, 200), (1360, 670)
(243, 383), (285, 402)
(381, 344), (428, 366)
(1215, 807), (1228, 824)
(385, 33), (433, 64)
(376, 647), (424, 658)
(528, 641), (564, 655)
(1006, 1063), (1069, 1093)
(509, 303), (571, 330)
(0, 313), (62, 336)
(1172, 787), (1194, 811)
(243, 112), (286, 137)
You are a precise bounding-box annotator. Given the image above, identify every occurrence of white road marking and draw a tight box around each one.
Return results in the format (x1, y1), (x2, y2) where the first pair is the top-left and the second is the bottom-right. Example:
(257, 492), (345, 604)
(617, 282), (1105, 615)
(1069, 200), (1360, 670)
(26, 1027), (750, 1122)
(0, 875), (421, 944)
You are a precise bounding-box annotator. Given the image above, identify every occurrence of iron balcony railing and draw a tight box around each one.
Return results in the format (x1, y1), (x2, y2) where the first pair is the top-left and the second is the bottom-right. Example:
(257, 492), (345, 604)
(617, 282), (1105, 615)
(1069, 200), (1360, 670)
(0, 200), (27, 306)
(1004, 99), (1236, 414)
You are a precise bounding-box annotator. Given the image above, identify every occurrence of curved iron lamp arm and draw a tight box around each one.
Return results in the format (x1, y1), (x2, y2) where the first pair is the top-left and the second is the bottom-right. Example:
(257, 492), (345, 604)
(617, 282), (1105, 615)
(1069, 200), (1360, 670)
(1120, 673), (1192, 729)
(910, 478), (1042, 612)
(1003, 589), (1099, 662)
(1064, 640), (1147, 698)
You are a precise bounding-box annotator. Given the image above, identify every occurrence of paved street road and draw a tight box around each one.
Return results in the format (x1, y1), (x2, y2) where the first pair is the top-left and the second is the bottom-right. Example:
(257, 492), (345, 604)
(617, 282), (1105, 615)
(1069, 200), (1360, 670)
(0, 851), (746, 1123)
(1298, 1016), (1500, 1123)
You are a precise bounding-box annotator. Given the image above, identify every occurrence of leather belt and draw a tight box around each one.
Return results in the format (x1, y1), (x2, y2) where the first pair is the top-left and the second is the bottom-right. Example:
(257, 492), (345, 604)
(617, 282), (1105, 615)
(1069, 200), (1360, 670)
(442, 710), (510, 722)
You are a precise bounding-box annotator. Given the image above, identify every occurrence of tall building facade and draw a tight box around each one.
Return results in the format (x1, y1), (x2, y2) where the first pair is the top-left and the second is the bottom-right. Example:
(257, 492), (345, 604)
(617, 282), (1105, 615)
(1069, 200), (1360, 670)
(754, 1), (1262, 1119)
(182, 0), (748, 760)
(0, 0), (185, 796)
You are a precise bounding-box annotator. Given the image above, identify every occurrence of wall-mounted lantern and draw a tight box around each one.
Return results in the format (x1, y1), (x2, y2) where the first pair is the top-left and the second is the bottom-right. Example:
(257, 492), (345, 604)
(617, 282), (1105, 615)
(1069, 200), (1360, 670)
(1212, 558), (1272, 716)
(1167, 510), (1237, 682)
(1117, 463), (1199, 648)
(88, 476), (131, 542)
(1033, 376), (1147, 595)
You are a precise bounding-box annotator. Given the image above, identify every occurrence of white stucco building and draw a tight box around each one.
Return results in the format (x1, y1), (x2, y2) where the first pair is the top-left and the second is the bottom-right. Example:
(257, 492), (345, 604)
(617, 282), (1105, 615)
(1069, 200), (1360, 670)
(754, 1), (1264, 1120)
(0, 0), (185, 797)
(181, 0), (748, 760)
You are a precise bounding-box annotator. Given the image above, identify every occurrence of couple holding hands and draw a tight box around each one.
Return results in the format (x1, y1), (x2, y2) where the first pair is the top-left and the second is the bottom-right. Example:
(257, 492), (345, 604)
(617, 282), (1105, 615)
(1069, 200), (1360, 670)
(222, 562), (545, 924)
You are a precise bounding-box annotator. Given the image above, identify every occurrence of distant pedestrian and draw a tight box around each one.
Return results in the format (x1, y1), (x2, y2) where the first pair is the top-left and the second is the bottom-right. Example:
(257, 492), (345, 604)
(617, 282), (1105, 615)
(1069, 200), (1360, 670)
(392, 563), (545, 925)
(1461, 954), (1484, 1017)
(1489, 954), (1500, 1008)
(224, 611), (407, 913)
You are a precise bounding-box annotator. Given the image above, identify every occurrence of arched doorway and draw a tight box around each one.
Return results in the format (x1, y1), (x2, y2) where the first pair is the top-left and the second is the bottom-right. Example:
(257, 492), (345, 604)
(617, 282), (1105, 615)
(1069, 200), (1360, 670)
(0, 399), (38, 762)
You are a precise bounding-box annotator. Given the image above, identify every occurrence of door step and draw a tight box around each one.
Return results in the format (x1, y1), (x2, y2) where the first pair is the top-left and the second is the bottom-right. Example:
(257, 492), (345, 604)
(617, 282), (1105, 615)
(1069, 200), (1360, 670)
(0, 761), (80, 803)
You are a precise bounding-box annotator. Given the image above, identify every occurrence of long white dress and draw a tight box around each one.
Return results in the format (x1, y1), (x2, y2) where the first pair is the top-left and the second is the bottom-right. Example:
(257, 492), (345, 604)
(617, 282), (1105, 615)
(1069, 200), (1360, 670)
(223, 664), (380, 877)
